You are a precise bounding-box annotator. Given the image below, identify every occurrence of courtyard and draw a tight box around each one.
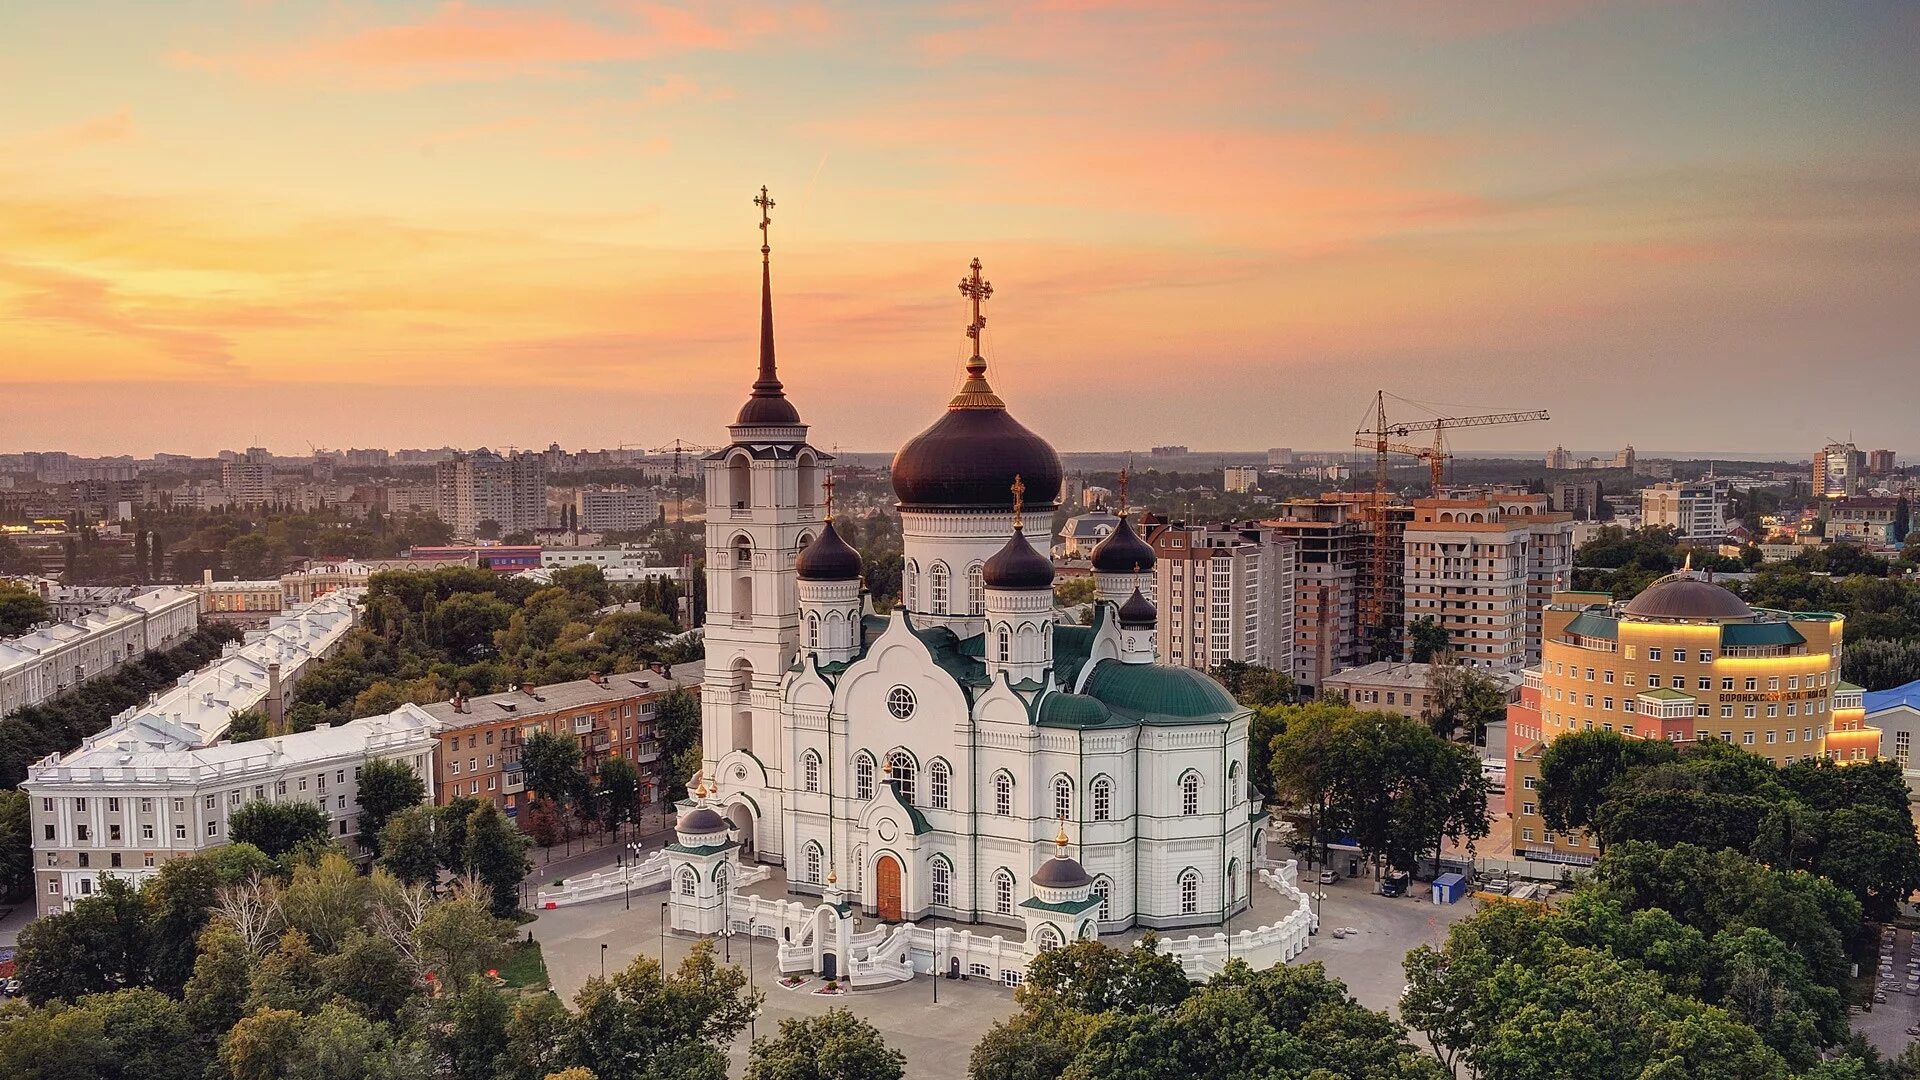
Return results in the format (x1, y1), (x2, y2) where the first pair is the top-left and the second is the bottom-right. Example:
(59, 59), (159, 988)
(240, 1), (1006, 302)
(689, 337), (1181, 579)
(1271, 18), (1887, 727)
(528, 856), (1478, 1078)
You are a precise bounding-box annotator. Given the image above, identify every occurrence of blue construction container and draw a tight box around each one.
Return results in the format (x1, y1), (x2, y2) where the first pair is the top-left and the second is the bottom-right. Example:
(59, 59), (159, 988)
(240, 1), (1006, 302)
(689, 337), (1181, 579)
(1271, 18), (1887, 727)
(1431, 873), (1467, 904)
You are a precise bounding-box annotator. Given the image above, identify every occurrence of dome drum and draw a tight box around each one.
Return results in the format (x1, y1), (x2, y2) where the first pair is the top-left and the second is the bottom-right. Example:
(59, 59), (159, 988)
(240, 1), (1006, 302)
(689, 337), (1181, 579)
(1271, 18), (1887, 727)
(1621, 573), (1755, 621)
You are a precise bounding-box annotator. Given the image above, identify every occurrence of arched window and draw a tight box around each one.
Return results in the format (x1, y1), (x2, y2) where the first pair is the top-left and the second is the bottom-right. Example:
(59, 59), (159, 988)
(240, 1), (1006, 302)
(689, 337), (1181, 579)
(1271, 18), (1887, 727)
(1227, 858), (1240, 907)
(997, 625), (1010, 662)
(1179, 868), (1200, 915)
(801, 750), (821, 794)
(854, 753), (875, 800)
(929, 759), (951, 809)
(930, 562), (950, 613)
(1228, 761), (1240, 806)
(803, 842), (823, 885)
(679, 869), (697, 897)
(1034, 924), (1061, 951)
(851, 845), (864, 889)
(905, 561), (919, 611)
(807, 613), (819, 649)
(1017, 624), (1037, 660)
(1052, 775), (1072, 822)
(994, 869), (1015, 915)
(887, 750), (916, 804)
(966, 563), (985, 615)
(715, 862), (731, 893)
(797, 454), (818, 508)
(1093, 875), (1112, 921)
(994, 772), (1013, 816)
(1091, 776), (1113, 822)
(727, 454), (751, 509)
(931, 857), (952, 907)
(732, 535), (753, 569)
(1180, 772), (1200, 816)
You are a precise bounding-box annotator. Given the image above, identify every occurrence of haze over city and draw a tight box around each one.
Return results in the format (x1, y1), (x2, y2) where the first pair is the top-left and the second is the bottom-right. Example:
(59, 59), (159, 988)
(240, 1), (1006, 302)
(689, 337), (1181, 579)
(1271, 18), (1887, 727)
(4, 1), (1917, 457)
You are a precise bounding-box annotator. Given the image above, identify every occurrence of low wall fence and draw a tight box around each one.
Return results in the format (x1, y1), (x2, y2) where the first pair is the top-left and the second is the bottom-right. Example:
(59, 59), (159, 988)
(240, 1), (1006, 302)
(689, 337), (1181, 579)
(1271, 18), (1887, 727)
(535, 852), (670, 908)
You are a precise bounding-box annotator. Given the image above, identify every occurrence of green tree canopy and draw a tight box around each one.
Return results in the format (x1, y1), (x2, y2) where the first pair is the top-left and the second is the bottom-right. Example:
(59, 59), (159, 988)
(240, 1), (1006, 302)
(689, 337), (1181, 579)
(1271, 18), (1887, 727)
(228, 799), (332, 858)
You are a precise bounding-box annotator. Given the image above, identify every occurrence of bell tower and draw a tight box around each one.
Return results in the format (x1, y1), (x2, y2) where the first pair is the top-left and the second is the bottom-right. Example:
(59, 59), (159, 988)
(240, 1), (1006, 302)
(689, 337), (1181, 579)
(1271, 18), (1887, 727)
(702, 186), (824, 856)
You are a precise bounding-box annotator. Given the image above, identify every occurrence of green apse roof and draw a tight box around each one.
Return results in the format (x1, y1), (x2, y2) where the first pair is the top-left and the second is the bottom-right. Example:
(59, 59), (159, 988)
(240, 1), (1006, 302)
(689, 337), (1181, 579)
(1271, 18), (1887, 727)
(1035, 692), (1121, 729)
(1638, 687), (1693, 701)
(1720, 622), (1806, 647)
(1563, 612), (1619, 640)
(1081, 660), (1238, 723)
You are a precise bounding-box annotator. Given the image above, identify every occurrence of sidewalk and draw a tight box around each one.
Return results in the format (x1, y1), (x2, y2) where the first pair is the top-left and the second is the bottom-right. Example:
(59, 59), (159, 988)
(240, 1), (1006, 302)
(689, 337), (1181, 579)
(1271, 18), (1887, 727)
(522, 813), (675, 889)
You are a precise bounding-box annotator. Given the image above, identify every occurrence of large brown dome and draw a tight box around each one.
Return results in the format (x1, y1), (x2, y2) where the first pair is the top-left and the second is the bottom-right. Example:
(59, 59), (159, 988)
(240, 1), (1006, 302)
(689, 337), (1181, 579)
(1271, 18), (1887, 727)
(1622, 573), (1754, 620)
(891, 407), (1062, 512)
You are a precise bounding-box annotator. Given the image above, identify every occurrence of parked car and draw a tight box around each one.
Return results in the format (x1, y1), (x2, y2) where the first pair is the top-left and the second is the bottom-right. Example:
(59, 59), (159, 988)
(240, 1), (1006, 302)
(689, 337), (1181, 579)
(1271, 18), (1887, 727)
(1318, 869), (1339, 885)
(1380, 871), (1412, 898)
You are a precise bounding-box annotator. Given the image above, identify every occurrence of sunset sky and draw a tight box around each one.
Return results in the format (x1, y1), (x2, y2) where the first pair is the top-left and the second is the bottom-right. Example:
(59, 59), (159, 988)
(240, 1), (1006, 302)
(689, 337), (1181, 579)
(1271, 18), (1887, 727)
(2, 1), (1916, 458)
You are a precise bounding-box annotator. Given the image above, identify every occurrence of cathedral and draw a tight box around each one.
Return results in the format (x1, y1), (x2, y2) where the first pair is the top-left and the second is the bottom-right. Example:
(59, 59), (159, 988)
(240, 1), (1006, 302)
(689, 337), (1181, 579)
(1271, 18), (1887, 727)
(698, 191), (1257, 934)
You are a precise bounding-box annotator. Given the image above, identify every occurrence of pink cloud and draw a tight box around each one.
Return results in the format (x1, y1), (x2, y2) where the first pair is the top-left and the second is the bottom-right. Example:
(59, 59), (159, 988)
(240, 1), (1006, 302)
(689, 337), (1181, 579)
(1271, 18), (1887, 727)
(171, 2), (827, 88)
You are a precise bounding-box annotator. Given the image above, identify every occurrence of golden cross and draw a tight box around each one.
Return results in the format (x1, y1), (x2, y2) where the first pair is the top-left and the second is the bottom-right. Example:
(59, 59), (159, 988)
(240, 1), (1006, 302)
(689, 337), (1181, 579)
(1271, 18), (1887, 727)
(822, 471), (835, 517)
(958, 257), (992, 354)
(1010, 473), (1025, 528)
(754, 185), (775, 258)
(1117, 465), (1130, 515)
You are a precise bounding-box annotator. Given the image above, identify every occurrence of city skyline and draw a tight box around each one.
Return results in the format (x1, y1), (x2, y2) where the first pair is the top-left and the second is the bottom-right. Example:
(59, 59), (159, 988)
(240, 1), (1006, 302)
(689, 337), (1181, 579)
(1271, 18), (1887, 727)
(4, 2), (1917, 456)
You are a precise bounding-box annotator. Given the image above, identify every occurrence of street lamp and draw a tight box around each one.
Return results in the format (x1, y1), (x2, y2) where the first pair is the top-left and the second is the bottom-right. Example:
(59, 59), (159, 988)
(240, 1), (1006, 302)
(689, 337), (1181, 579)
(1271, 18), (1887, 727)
(746, 917), (758, 1041)
(600, 942), (608, 980)
(931, 929), (939, 1004)
(659, 901), (668, 966)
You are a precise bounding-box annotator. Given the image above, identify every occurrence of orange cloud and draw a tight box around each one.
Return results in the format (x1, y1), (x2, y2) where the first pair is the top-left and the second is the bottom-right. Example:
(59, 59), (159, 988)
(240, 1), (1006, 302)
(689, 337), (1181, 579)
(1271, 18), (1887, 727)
(170, 2), (828, 88)
(3, 110), (134, 155)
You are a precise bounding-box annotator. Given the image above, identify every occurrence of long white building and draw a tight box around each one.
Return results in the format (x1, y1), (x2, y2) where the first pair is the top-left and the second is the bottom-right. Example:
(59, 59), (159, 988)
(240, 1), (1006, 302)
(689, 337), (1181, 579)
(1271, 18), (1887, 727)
(23, 703), (438, 913)
(101, 588), (364, 744)
(0, 587), (200, 717)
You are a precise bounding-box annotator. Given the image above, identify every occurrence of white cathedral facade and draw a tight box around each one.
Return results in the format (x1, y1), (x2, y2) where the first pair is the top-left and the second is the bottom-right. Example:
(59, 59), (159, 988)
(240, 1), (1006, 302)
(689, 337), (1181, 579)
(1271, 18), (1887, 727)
(697, 227), (1258, 935)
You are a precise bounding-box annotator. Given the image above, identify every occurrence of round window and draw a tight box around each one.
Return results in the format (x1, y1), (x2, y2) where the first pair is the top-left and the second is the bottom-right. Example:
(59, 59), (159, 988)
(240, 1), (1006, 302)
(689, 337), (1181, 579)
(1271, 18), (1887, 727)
(886, 685), (917, 720)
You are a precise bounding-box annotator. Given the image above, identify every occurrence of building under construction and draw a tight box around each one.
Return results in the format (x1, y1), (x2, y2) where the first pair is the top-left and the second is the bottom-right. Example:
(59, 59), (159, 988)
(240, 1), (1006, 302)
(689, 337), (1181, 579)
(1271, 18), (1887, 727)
(1264, 493), (1412, 694)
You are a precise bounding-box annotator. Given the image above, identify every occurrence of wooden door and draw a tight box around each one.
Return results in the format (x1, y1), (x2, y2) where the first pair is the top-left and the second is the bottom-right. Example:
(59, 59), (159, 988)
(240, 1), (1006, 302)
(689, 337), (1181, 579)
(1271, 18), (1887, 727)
(875, 855), (903, 922)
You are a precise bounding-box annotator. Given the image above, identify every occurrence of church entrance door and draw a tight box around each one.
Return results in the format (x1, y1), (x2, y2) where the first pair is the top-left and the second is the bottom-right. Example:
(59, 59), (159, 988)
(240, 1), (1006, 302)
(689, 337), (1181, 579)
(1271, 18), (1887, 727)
(875, 855), (903, 922)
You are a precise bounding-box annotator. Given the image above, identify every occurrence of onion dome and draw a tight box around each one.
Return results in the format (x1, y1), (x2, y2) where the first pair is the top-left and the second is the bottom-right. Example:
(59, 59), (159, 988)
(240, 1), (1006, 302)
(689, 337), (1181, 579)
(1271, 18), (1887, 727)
(1117, 587), (1157, 629)
(1033, 825), (1093, 888)
(795, 521), (862, 581)
(676, 805), (727, 834)
(1090, 515), (1155, 573)
(984, 527), (1055, 591)
(1622, 572), (1754, 621)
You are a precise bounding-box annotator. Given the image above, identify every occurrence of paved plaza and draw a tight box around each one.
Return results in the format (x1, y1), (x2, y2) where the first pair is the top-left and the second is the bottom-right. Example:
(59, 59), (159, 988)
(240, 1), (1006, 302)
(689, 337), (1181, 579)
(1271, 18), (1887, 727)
(528, 852), (1478, 1078)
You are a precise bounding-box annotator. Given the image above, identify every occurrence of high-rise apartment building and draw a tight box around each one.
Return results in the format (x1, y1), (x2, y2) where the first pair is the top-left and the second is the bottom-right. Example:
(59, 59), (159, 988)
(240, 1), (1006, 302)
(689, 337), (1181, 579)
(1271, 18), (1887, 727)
(575, 485), (661, 532)
(1266, 448), (1294, 467)
(1506, 576), (1869, 866)
(1549, 481), (1600, 520)
(1401, 492), (1573, 670)
(219, 462), (274, 506)
(1544, 446), (1570, 470)
(1262, 496), (1410, 691)
(1868, 449), (1897, 476)
(1223, 466), (1260, 494)
(1813, 442), (1865, 499)
(1640, 478), (1730, 542)
(1150, 522), (1294, 674)
(434, 450), (548, 537)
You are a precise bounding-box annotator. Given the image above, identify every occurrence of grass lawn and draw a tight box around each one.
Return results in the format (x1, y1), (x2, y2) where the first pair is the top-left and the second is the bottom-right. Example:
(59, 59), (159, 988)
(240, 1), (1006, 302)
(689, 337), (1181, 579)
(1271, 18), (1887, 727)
(497, 939), (551, 992)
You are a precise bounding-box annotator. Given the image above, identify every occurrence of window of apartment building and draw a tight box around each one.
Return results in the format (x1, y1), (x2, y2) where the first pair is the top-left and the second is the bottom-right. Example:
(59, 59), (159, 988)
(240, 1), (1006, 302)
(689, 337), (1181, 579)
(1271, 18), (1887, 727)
(1522, 828), (1535, 842)
(1786, 728), (1797, 742)
(276, 781), (287, 795)
(143, 853), (155, 868)
(1786, 703), (1797, 717)
(1720, 731), (1733, 743)
(1767, 704), (1779, 718)
(1603, 671), (1614, 684)
(1721, 678), (1734, 691)
(74, 797), (88, 812)
(1721, 705), (1733, 718)
(1647, 648), (1661, 661)
(1744, 705), (1757, 719)
(1623, 646), (1637, 660)
(108, 824), (120, 841)
(1743, 732), (1755, 745)
(204, 795), (216, 810)
(1523, 802), (1536, 816)
(228, 791), (240, 806)
(1625, 673), (1636, 687)
(1585, 668), (1595, 681)
(1696, 677), (1710, 691)
(1648, 675), (1661, 689)
(1767, 677), (1780, 691)
(175, 824), (187, 839)
(106, 797), (119, 812)
(297, 779), (307, 792)
(1788, 676), (1799, 690)
(1744, 677), (1757, 691)
(1603, 697), (1614, 711)
(141, 823), (154, 840)
(1766, 731), (1777, 744)
(1523, 776), (1537, 790)
(450, 761), (462, 775)
(206, 822), (218, 837)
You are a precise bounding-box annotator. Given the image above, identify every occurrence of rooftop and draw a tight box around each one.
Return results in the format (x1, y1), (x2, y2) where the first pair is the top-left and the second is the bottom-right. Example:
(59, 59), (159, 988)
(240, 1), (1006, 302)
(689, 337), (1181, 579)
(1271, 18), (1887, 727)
(421, 662), (705, 726)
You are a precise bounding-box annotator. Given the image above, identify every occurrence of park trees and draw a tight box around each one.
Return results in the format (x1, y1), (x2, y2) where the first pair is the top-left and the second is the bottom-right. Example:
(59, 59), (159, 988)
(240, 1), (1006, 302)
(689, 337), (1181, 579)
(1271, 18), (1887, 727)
(595, 756), (641, 835)
(1535, 728), (1678, 836)
(746, 1009), (906, 1080)
(1421, 659), (1509, 743)
(354, 757), (427, 857)
(1407, 615), (1450, 663)
(228, 799), (332, 858)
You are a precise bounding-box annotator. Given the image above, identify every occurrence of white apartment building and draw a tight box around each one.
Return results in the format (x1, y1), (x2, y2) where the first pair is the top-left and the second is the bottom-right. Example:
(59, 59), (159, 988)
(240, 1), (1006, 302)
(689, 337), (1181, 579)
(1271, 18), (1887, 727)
(1152, 522), (1295, 673)
(1224, 466), (1261, 494)
(1402, 494), (1574, 670)
(106, 589), (363, 745)
(434, 450), (547, 537)
(219, 462), (274, 507)
(22, 704), (437, 913)
(574, 485), (661, 532)
(1640, 478), (1731, 543)
(0, 588), (200, 716)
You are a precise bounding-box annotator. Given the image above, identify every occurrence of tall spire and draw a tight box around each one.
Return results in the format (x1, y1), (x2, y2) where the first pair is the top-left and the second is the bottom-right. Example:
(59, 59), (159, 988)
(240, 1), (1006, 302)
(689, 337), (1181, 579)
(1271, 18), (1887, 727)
(736, 185), (800, 426)
(949, 257), (1005, 410)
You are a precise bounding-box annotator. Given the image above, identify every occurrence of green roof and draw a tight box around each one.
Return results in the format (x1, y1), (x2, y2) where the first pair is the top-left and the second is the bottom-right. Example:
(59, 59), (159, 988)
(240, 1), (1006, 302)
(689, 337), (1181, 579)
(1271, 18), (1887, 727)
(1035, 692), (1121, 729)
(1564, 612), (1619, 640)
(1720, 622), (1805, 647)
(666, 841), (737, 857)
(1018, 895), (1101, 915)
(1053, 623), (1096, 687)
(1837, 680), (1864, 693)
(880, 780), (932, 835)
(904, 619), (989, 692)
(1638, 687), (1693, 701)
(1081, 660), (1238, 723)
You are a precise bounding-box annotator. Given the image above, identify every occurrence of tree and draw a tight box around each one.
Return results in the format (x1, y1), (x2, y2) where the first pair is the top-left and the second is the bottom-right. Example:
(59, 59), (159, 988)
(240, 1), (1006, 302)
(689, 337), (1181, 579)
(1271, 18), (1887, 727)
(229, 799), (332, 857)
(279, 851), (371, 953)
(355, 757), (427, 857)
(0, 987), (210, 1080)
(1842, 637), (1920, 691)
(0, 582), (50, 635)
(0, 788), (32, 899)
(377, 805), (443, 885)
(1421, 659), (1509, 743)
(222, 1008), (306, 1080)
(520, 731), (587, 808)
(184, 922), (255, 1035)
(1015, 936), (1189, 1016)
(320, 928), (418, 1022)
(17, 875), (151, 1002)
(1209, 660), (1295, 708)
(145, 843), (272, 993)
(247, 927), (327, 1015)
(746, 1008), (905, 1080)
(595, 756), (641, 835)
(560, 943), (761, 1080)
(414, 890), (514, 984)
(429, 977), (513, 1080)
(463, 802), (531, 916)
(1407, 615), (1449, 663)
(966, 1021), (1080, 1080)
(1536, 728), (1678, 835)
(1052, 576), (1097, 607)
(655, 688), (702, 799)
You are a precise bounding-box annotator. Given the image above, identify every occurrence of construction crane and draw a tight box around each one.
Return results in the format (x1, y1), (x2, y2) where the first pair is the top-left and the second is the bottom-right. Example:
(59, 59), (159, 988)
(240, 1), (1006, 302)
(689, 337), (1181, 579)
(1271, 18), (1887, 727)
(649, 439), (722, 476)
(1353, 391), (1550, 661)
